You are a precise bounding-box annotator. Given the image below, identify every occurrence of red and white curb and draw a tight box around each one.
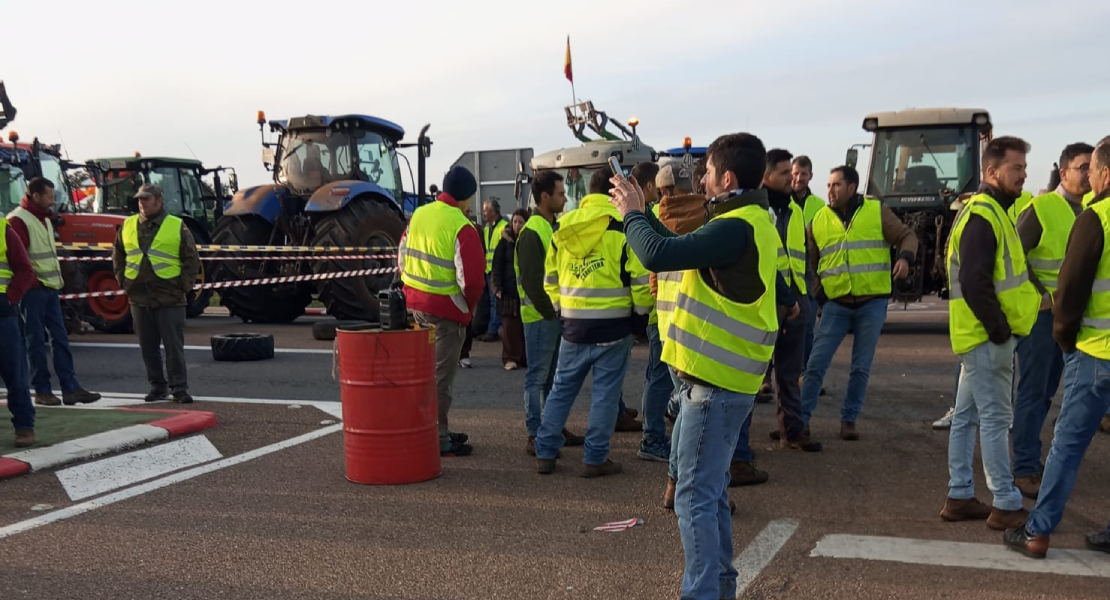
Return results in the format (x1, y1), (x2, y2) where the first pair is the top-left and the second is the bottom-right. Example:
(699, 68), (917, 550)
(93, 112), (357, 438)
(0, 409), (217, 480)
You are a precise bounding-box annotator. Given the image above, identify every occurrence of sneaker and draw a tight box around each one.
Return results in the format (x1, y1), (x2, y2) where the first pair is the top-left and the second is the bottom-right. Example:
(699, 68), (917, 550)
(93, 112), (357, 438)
(63, 389), (101, 406)
(173, 392), (194, 404)
(638, 438), (670, 462)
(14, 429), (35, 448)
(728, 461), (769, 487)
(614, 411), (641, 432)
(987, 507), (1029, 531)
(440, 437), (473, 457)
(581, 459), (622, 478)
(144, 388), (169, 403)
(562, 429), (584, 447)
(940, 497), (992, 522)
(503, 361), (518, 371)
(458, 358), (472, 369)
(34, 393), (61, 406)
(1004, 527), (1049, 559)
(932, 407), (955, 430)
(1014, 474), (1041, 500)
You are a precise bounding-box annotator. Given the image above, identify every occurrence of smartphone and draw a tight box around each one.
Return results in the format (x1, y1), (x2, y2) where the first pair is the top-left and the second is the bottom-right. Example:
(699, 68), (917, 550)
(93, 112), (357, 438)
(608, 156), (625, 181)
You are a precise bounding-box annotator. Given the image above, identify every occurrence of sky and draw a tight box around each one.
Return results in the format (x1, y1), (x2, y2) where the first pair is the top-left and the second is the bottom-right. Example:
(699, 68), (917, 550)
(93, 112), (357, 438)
(6, 0), (1110, 196)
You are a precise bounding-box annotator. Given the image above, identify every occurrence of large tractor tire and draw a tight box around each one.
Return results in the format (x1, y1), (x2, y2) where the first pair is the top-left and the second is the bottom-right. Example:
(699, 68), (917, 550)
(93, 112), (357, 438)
(83, 265), (133, 333)
(212, 215), (310, 323)
(310, 198), (404, 322)
(185, 220), (214, 319)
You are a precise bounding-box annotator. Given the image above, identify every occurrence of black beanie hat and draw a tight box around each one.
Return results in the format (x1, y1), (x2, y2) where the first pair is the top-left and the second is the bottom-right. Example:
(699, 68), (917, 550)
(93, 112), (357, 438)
(441, 166), (477, 202)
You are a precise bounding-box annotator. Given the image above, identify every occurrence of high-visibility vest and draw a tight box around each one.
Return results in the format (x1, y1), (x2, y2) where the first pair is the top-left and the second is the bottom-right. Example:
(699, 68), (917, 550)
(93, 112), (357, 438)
(811, 199), (890, 299)
(1007, 190), (1035, 223)
(799, 193), (825, 226)
(776, 201), (808, 295)
(515, 214), (555, 324)
(8, 207), (63, 289)
(661, 204), (779, 395)
(400, 200), (471, 306)
(483, 218), (507, 274)
(1024, 192), (1078, 298)
(122, 214), (183, 281)
(947, 193), (1039, 354)
(0, 218), (12, 294)
(1083, 190), (1096, 209)
(1076, 199), (1110, 359)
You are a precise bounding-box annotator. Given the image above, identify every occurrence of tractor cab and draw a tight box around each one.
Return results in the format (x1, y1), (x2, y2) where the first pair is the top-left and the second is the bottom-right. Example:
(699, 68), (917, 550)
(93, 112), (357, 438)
(656, 138), (706, 190)
(0, 135), (72, 213)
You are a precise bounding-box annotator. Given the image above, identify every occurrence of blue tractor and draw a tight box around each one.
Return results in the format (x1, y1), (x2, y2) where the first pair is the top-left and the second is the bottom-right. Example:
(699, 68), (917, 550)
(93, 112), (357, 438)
(213, 113), (430, 323)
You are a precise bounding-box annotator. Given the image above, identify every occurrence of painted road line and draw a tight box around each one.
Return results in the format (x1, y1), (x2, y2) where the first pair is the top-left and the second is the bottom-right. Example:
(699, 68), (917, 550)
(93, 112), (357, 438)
(811, 534), (1110, 578)
(71, 342), (332, 355)
(57, 435), (222, 501)
(5, 424), (169, 472)
(734, 518), (800, 594)
(53, 390), (341, 412)
(0, 424), (342, 541)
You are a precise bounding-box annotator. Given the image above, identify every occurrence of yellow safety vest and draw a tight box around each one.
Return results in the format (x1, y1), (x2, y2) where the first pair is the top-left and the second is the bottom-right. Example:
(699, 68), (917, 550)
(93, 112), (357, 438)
(661, 204), (779, 395)
(483, 219), (507, 274)
(799, 193), (825, 226)
(515, 214), (555, 324)
(947, 193), (1039, 354)
(544, 194), (652, 320)
(0, 218), (11, 294)
(122, 214), (183, 281)
(1007, 190), (1035, 223)
(8, 207), (63, 289)
(811, 199), (890, 299)
(400, 200), (471, 306)
(776, 201), (808, 295)
(1076, 199), (1110, 359)
(1083, 190), (1096, 209)
(1025, 192), (1078, 298)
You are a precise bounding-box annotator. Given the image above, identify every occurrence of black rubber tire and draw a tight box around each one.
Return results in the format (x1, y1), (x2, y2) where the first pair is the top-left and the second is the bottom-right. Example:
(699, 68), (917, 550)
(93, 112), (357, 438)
(311, 319), (373, 341)
(212, 215), (310, 323)
(185, 220), (213, 319)
(210, 333), (275, 362)
(310, 197), (404, 322)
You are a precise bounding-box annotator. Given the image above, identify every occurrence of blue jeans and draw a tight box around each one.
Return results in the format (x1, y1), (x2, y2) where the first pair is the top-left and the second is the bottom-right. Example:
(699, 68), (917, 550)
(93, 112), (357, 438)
(534, 336), (633, 464)
(668, 369), (690, 480)
(674, 383), (754, 600)
(801, 298), (887, 424)
(0, 314), (34, 431)
(731, 409), (754, 463)
(947, 338), (1023, 510)
(485, 274), (501, 335)
(1013, 309), (1064, 478)
(641, 323), (673, 443)
(523, 318), (561, 437)
(1027, 350), (1110, 536)
(20, 287), (81, 395)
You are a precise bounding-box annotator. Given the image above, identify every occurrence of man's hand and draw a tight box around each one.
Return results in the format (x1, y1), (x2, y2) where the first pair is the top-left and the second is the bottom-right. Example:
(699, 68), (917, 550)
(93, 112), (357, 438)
(892, 258), (910, 281)
(785, 301), (800, 321)
(1039, 293), (1052, 311)
(609, 174), (645, 218)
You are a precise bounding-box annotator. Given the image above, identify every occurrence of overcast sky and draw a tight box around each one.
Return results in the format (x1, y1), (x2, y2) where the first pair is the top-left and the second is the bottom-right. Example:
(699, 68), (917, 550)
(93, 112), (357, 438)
(6, 0), (1109, 195)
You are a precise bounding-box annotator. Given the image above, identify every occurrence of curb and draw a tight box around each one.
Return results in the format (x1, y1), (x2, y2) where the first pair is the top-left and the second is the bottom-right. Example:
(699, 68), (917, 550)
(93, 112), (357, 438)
(0, 409), (217, 481)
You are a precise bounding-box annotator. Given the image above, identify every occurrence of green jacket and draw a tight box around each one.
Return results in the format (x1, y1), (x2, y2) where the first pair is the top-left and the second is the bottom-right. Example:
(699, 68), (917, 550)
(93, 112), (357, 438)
(112, 209), (200, 308)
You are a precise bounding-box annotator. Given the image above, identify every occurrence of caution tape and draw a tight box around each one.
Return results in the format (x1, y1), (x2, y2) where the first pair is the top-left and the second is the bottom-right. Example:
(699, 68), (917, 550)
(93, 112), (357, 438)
(58, 267), (399, 300)
(57, 254), (396, 263)
(56, 242), (399, 253)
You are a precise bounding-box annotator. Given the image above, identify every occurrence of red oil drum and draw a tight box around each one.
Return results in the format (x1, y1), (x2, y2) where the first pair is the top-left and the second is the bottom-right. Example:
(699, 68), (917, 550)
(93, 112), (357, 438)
(336, 325), (441, 484)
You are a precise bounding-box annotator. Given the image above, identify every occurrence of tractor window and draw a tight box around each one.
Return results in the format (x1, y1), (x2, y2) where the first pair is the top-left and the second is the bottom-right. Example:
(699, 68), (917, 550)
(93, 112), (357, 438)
(95, 170), (143, 213)
(37, 154), (68, 208)
(868, 127), (977, 198)
(556, 167), (594, 212)
(179, 168), (203, 217)
(1, 165), (25, 214)
(278, 130), (354, 195)
(354, 131), (402, 200)
(146, 168), (185, 215)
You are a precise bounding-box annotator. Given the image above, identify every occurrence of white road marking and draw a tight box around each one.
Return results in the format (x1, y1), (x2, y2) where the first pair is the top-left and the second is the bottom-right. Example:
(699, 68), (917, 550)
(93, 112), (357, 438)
(0, 424), (342, 540)
(4, 424), (169, 471)
(734, 518), (800, 594)
(49, 391), (341, 414)
(57, 435), (222, 501)
(70, 342), (332, 355)
(811, 534), (1110, 577)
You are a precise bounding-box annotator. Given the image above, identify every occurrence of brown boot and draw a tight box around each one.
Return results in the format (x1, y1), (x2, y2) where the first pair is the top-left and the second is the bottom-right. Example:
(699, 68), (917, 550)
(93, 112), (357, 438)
(1014, 475), (1041, 500)
(562, 428), (585, 446)
(34, 393), (61, 406)
(840, 421), (860, 441)
(728, 461), (769, 487)
(663, 477), (676, 510)
(14, 429), (35, 448)
(581, 459), (623, 478)
(987, 507), (1029, 531)
(614, 411), (641, 433)
(1004, 527), (1049, 559)
(940, 497), (992, 522)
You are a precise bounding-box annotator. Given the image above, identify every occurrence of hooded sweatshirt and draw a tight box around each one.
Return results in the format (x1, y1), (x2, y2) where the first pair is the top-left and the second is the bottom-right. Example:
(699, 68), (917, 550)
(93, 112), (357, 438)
(546, 194), (652, 344)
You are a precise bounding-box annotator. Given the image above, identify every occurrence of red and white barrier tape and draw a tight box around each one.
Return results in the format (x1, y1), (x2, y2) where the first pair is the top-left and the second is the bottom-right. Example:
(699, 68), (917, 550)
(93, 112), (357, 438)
(58, 267), (399, 300)
(57, 254), (396, 263)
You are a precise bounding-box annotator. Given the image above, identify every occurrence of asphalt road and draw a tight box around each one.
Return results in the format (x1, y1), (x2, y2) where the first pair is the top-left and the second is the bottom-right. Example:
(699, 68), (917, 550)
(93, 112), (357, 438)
(2, 302), (1109, 599)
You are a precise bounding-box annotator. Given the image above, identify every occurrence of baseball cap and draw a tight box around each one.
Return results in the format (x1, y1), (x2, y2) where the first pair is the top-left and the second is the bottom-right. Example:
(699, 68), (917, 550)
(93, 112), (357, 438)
(133, 184), (163, 199)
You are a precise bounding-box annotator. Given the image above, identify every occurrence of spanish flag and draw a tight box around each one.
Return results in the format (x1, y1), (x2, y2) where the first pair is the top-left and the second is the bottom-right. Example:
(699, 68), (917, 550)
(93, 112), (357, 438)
(564, 36), (573, 84)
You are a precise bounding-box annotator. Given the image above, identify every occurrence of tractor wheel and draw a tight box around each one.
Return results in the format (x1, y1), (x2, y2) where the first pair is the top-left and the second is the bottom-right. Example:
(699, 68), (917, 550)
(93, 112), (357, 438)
(185, 220), (213, 319)
(83, 266), (134, 334)
(59, 250), (88, 334)
(310, 198), (404, 322)
(212, 215), (310, 323)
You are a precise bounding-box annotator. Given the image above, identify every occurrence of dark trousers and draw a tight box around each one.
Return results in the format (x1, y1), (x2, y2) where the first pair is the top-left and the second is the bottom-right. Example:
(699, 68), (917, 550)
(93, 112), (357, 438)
(775, 299), (808, 441)
(501, 314), (526, 366)
(20, 287), (81, 395)
(133, 305), (188, 394)
(0, 314), (34, 431)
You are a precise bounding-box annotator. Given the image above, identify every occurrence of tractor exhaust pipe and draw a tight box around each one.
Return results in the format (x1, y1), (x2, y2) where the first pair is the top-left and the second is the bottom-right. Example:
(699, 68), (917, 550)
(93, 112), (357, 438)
(417, 124), (431, 206)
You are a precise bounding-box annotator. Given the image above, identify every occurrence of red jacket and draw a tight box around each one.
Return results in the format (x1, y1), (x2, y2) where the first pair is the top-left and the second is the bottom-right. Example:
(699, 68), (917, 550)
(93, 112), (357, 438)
(8, 197), (53, 291)
(399, 194), (486, 325)
(2, 225), (36, 305)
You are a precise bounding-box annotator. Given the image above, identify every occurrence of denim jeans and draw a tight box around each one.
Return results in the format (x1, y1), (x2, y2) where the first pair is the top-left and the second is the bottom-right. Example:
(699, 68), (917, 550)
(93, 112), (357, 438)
(534, 336), (632, 464)
(947, 337), (1023, 510)
(0, 314), (34, 431)
(668, 369), (690, 480)
(801, 298), (887, 424)
(1026, 350), (1110, 536)
(1013, 309), (1064, 478)
(674, 383), (754, 600)
(485, 274), (501, 335)
(641, 322), (673, 443)
(523, 318), (561, 437)
(730, 409), (754, 463)
(20, 287), (81, 395)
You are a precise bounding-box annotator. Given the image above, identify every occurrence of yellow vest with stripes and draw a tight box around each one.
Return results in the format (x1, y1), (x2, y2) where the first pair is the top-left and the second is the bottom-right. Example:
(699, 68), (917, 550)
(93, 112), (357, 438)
(0, 218), (11, 294)
(661, 204), (779, 395)
(1076, 199), (1110, 359)
(1007, 190), (1035, 223)
(483, 219), (507, 274)
(1025, 192), (1078, 298)
(811, 199), (890, 299)
(8, 207), (63, 289)
(515, 214), (555, 324)
(776, 202), (808, 295)
(400, 201), (470, 304)
(947, 194), (1039, 354)
(122, 214), (183, 280)
(800, 194), (825, 226)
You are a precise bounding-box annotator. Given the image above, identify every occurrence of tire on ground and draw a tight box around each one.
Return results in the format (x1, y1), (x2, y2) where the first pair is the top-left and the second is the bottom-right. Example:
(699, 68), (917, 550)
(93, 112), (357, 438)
(312, 319), (373, 341)
(210, 333), (275, 362)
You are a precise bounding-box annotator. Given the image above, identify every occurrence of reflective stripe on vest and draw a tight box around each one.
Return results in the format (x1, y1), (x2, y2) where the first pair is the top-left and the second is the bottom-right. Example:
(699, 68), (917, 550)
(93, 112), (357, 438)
(0, 218), (11, 293)
(400, 201), (470, 307)
(1025, 192), (1077, 296)
(811, 199), (890, 299)
(122, 214), (183, 280)
(947, 194), (1039, 355)
(483, 219), (507, 274)
(775, 202), (808, 295)
(8, 207), (63, 289)
(515, 215), (554, 324)
(661, 204), (778, 395)
(1076, 200), (1110, 359)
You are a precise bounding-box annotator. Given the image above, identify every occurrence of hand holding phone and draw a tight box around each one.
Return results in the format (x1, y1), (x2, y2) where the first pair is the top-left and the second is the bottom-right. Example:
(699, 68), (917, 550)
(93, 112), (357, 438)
(608, 156), (625, 181)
